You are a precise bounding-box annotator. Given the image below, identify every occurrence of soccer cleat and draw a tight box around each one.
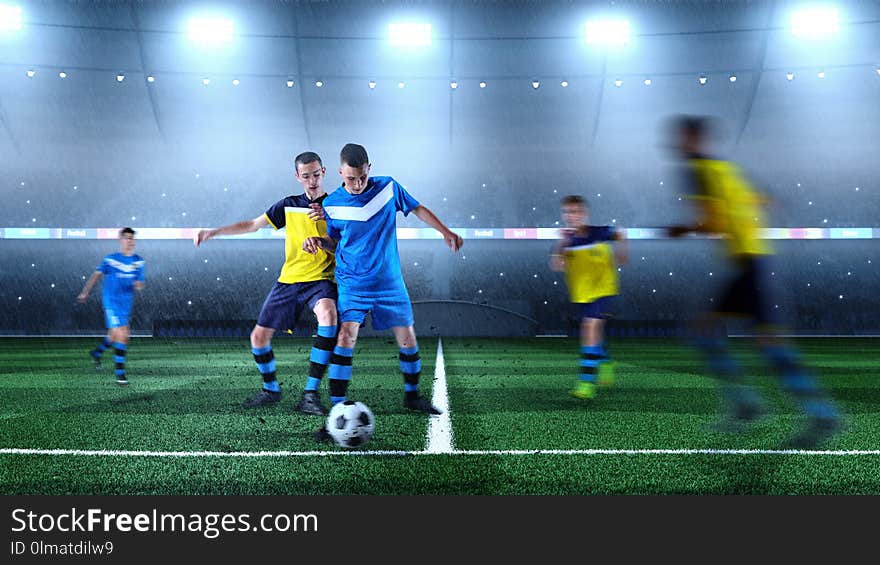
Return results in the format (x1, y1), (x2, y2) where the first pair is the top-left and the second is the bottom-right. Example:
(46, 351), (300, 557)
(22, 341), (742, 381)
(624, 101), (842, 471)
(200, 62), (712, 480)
(597, 361), (616, 387)
(295, 391), (328, 416)
(90, 351), (102, 370)
(404, 395), (442, 415)
(781, 417), (843, 450)
(570, 380), (596, 400)
(241, 389), (282, 408)
(115, 375), (129, 387)
(313, 424), (332, 443)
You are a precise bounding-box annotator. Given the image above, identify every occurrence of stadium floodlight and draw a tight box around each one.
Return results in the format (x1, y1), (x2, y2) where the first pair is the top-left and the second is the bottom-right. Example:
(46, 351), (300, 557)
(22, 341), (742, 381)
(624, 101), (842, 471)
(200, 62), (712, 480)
(116, 73), (125, 82)
(817, 70), (826, 78)
(614, 78), (623, 87)
(147, 75), (155, 83)
(26, 69), (35, 78)
(479, 81), (487, 88)
(368, 80), (376, 89)
(187, 16), (234, 45)
(643, 78), (651, 86)
(729, 74), (737, 82)
(388, 22), (431, 47)
(531, 80), (540, 89)
(58, 71), (67, 79)
(286, 79), (294, 88)
(786, 72), (795, 81)
(450, 81), (458, 89)
(698, 75), (708, 85)
(876, 67), (880, 76)
(232, 78), (240, 86)
(202, 77), (210, 86)
(397, 81), (405, 89)
(0, 4), (22, 31)
(560, 80), (569, 88)
(584, 19), (630, 46)
(790, 7), (839, 38)
(315, 80), (323, 87)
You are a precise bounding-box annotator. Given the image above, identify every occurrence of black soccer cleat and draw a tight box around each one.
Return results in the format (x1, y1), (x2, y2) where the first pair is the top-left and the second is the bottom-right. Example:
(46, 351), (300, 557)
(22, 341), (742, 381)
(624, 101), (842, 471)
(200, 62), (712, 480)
(90, 351), (102, 371)
(313, 424), (332, 443)
(295, 391), (328, 416)
(115, 375), (129, 387)
(781, 417), (843, 450)
(404, 395), (443, 415)
(706, 401), (766, 435)
(241, 389), (282, 408)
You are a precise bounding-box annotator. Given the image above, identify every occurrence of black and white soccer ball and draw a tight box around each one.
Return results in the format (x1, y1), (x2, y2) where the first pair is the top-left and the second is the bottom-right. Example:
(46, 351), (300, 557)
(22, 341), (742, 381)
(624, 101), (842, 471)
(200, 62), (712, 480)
(326, 400), (375, 448)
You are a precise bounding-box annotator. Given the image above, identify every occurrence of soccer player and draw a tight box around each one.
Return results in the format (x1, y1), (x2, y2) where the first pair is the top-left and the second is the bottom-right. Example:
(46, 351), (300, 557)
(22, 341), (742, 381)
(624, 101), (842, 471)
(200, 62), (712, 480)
(551, 195), (628, 399)
(666, 115), (842, 449)
(194, 152), (337, 415)
(78, 227), (145, 386)
(302, 143), (463, 442)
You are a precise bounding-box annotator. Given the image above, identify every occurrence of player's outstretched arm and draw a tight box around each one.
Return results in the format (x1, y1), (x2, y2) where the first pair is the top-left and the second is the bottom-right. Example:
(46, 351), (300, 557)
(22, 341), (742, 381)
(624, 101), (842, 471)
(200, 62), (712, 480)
(134, 281), (145, 292)
(412, 205), (463, 252)
(77, 272), (103, 303)
(614, 228), (629, 265)
(302, 236), (338, 255)
(193, 215), (269, 246)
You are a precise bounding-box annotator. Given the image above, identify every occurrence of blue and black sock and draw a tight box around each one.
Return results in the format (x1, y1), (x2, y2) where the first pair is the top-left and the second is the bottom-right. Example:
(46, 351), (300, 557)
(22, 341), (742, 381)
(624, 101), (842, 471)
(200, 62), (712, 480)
(113, 342), (127, 381)
(305, 325), (336, 393)
(92, 337), (111, 359)
(252, 345), (279, 392)
(763, 345), (838, 420)
(580, 345), (602, 383)
(399, 346), (421, 401)
(327, 346), (353, 405)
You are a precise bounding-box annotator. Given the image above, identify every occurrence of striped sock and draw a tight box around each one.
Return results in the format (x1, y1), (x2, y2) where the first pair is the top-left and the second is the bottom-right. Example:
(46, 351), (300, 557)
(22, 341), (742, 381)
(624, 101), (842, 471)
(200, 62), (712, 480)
(328, 346), (353, 405)
(113, 342), (127, 380)
(399, 346), (421, 401)
(92, 337), (111, 358)
(252, 345), (279, 392)
(306, 325), (336, 392)
(579, 346), (601, 383)
(764, 345), (838, 420)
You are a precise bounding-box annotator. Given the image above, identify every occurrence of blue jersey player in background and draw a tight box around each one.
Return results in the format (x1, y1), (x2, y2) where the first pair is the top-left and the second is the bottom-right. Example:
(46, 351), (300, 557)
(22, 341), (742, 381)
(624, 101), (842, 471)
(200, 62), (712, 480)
(303, 143), (463, 442)
(78, 227), (145, 386)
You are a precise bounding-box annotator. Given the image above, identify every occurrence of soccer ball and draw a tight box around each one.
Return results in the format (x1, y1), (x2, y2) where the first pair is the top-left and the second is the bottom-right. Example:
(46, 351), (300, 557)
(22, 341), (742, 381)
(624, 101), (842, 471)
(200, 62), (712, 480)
(326, 400), (375, 448)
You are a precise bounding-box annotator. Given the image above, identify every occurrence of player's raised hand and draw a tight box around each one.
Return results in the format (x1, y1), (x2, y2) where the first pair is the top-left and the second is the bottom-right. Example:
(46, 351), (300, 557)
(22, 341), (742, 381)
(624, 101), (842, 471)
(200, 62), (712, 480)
(307, 203), (325, 222)
(193, 229), (214, 247)
(445, 232), (464, 253)
(302, 236), (323, 254)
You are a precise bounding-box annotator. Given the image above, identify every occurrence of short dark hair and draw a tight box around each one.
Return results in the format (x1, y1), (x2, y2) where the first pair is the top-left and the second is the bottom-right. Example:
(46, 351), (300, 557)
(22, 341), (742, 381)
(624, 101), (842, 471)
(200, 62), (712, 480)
(119, 227), (135, 237)
(294, 151), (323, 169)
(561, 195), (587, 208)
(340, 143), (369, 168)
(673, 114), (713, 138)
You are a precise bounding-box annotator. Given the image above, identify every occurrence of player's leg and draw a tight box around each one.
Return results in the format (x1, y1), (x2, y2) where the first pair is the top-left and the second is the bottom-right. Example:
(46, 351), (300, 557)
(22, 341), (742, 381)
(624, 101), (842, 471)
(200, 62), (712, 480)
(111, 324), (130, 386)
(314, 319), (361, 443)
(391, 325), (441, 415)
(296, 284), (338, 415)
(572, 311), (601, 399)
(90, 330), (112, 369)
(242, 283), (298, 407)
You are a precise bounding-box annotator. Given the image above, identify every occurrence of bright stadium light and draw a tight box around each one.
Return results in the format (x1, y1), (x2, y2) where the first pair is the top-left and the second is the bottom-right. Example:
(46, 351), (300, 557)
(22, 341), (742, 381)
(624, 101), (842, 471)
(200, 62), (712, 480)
(614, 78), (623, 87)
(531, 80), (540, 89)
(584, 19), (630, 46)
(232, 78), (240, 86)
(368, 80), (376, 89)
(202, 77), (210, 86)
(58, 71), (67, 79)
(26, 69), (35, 78)
(786, 72), (795, 81)
(315, 80), (323, 88)
(817, 70), (826, 78)
(147, 75), (155, 83)
(729, 74), (737, 82)
(286, 79), (294, 88)
(643, 78), (651, 86)
(188, 16), (234, 45)
(116, 73), (125, 82)
(450, 81), (458, 89)
(698, 75), (708, 85)
(560, 80), (569, 88)
(479, 81), (487, 88)
(0, 4), (22, 31)
(388, 22), (431, 46)
(790, 7), (839, 39)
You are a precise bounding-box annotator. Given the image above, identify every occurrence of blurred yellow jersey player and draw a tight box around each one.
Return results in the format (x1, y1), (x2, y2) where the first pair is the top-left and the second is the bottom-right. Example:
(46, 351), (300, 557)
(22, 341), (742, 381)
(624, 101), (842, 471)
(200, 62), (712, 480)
(667, 115), (841, 449)
(551, 195), (627, 399)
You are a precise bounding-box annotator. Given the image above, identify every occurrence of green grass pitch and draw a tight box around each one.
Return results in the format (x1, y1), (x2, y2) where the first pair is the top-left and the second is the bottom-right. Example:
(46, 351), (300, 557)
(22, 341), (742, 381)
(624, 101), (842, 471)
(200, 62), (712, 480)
(1, 337), (879, 494)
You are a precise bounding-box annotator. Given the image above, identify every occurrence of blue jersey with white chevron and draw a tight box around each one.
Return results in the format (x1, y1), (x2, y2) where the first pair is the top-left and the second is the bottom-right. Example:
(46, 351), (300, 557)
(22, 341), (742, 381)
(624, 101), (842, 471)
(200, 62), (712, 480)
(97, 253), (145, 307)
(323, 176), (420, 296)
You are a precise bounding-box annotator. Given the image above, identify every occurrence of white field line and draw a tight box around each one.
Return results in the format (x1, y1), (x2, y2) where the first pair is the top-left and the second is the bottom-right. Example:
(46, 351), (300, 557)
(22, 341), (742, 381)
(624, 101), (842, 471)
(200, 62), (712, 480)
(426, 338), (454, 454)
(2, 448), (879, 458)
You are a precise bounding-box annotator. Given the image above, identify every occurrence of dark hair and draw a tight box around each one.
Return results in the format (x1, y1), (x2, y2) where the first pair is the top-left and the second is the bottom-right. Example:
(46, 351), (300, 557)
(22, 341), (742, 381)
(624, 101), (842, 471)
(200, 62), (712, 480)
(295, 151), (323, 169)
(119, 227), (135, 237)
(561, 195), (587, 208)
(672, 114), (713, 138)
(340, 143), (369, 168)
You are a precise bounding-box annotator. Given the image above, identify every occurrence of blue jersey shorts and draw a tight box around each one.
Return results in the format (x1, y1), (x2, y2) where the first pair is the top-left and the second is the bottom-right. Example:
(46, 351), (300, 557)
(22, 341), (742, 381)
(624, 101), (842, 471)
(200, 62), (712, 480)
(338, 290), (414, 331)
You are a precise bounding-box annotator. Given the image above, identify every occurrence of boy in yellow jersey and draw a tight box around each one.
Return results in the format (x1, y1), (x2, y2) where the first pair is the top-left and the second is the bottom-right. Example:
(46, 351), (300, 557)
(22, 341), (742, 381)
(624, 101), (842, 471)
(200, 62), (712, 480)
(667, 115), (841, 449)
(551, 195), (628, 399)
(194, 152), (336, 415)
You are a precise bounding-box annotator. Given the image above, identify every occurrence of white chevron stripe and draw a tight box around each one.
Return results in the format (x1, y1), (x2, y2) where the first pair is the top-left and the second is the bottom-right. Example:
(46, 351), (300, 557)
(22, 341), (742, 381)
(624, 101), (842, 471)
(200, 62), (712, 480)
(324, 183), (394, 222)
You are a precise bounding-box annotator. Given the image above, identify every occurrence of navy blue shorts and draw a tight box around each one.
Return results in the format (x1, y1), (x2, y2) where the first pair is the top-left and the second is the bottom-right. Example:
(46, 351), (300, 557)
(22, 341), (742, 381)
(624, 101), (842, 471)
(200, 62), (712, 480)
(577, 296), (616, 320)
(716, 256), (776, 326)
(256, 280), (337, 332)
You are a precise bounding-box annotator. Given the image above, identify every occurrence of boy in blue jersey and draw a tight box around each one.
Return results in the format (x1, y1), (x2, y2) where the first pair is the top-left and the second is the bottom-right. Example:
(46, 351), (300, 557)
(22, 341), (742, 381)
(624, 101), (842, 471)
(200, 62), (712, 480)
(78, 227), (145, 386)
(194, 152), (337, 415)
(551, 195), (627, 400)
(303, 143), (463, 442)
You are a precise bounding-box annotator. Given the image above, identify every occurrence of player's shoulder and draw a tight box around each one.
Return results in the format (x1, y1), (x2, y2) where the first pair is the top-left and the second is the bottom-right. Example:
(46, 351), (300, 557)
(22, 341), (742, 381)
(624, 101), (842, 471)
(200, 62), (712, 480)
(133, 254), (145, 263)
(323, 186), (350, 205)
(287, 193), (314, 208)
